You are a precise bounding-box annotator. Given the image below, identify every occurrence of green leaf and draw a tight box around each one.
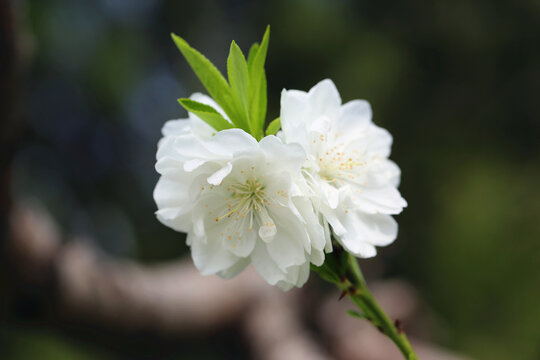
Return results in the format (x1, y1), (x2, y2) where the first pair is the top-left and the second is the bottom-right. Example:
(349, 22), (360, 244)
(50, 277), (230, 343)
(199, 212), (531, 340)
(247, 43), (259, 69)
(248, 26), (270, 79)
(346, 310), (367, 319)
(248, 26), (270, 139)
(227, 41), (251, 132)
(265, 117), (281, 135)
(178, 98), (233, 132)
(251, 71), (267, 139)
(171, 33), (240, 127)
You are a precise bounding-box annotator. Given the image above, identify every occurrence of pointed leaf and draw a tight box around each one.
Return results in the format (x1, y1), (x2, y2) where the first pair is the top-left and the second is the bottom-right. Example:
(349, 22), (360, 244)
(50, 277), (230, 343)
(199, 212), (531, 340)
(265, 117), (281, 135)
(227, 41), (250, 131)
(249, 26), (270, 139)
(251, 70), (267, 139)
(178, 98), (233, 132)
(247, 43), (259, 69)
(171, 33), (240, 126)
(249, 26), (270, 77)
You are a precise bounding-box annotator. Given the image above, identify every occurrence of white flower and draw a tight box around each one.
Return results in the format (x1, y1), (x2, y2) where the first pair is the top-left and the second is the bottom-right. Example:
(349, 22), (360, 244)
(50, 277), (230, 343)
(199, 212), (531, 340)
(154, 117), (327, 290)
(279, 79), (407, 258)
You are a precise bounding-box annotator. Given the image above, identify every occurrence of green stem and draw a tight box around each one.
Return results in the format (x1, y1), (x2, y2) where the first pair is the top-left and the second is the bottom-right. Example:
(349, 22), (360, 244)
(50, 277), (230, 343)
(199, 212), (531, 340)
(350, 287), (417, 359)
(314, 251), (418, 360)
(348, 254), (417, 359)
(346, 251), (366, 286)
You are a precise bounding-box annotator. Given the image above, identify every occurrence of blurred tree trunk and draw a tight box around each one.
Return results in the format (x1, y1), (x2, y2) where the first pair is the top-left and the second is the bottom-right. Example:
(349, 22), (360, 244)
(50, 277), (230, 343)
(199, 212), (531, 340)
(0, 0), (20, 244)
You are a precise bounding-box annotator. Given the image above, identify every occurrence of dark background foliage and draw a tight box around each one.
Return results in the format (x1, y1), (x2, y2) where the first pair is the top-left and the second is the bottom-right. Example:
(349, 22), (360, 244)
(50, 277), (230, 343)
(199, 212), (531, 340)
(2, 0), (540, 359)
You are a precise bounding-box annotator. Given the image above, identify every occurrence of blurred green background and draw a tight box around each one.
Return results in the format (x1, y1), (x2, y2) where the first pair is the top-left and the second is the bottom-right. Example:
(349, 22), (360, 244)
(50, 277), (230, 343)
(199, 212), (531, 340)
(2, 0), (540, 359)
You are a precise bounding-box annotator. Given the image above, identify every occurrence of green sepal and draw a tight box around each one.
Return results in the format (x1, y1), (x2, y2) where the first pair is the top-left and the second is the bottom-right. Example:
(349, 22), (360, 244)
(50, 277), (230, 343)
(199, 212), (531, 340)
(265, 117), (281, 135)
(171, 33), (240, 127)
(178, 98), (233, 131)
(227, 41), (251, 132)
(322, 246), (350, 277)
(311, 263), (341, 284)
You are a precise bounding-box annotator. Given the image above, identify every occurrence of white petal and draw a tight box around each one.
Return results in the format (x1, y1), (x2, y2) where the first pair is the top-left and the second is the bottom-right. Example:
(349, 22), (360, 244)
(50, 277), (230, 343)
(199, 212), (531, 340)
(220, 220), (257, 258)
(344, 241), (377, 258)
(155, 208), (190, 233)
(184, 158), (207, 172)
(153, 177), (189, 209)
(203, 129), (258, 157)
(207, 162), (233, 185)
(310, 115), (332, 135)
(156, 136), (179, 161)
(296, 262), (310, 286)
(190, 232), (240, 275)
(161, 118), (191, 137)
(251, 242), (287, 286)
(307, 79), (341, 119)
(335, 211), (398, 257)
(292, 196), (326, 253)
(276, 263), (310, 290)
(266, 233), (305, 271)
(383, 160), (402, 187)
(193, 192), (258, 258)
(187, 114), (216, 139)
(266, 207), (308, 271)
(193, 217), (205, 238)
(153, 177), (192, 232)
(225, 226), (257, 258)
(156, 156), (187, 178)
(217, 258), (250, 279)
(259, 136), (306, 174)
(310, 248), (325, 267)
(171, 134), (216, 160)
(259, 223), (277, 243)
(321, 181), (340, 209)
(349, 185), (407, 215)
(280, 89), (310, 148)
(276, 281), (295, 291)
(366, 125), (393, 158)
(323, 207), (347, 236)
(323, 218), (333, 253)
(333, 100), (372, 141)
(358, 213), (398, 246)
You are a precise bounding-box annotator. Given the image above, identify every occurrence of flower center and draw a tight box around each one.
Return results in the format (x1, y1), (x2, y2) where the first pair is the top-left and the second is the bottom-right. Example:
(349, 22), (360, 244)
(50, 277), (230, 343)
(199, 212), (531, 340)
(317, 144), (367, 186)
(218, 178), (266, 220)
(211, 173), (276, 240)
(231, 178), (266, 206)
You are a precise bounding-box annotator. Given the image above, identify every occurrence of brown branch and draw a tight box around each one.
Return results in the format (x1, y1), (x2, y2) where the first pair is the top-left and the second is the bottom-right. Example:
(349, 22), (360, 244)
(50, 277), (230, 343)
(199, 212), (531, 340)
(243, 290), (332, 360)
(4, 201), (332, 360)
(5, 201), (469, 360)
(6, 201), (272, 334)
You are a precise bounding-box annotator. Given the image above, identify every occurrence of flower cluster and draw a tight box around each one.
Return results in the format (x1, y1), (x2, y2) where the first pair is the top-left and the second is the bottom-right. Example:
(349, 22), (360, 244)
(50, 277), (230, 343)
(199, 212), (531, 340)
(154, 28), (406, 290)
